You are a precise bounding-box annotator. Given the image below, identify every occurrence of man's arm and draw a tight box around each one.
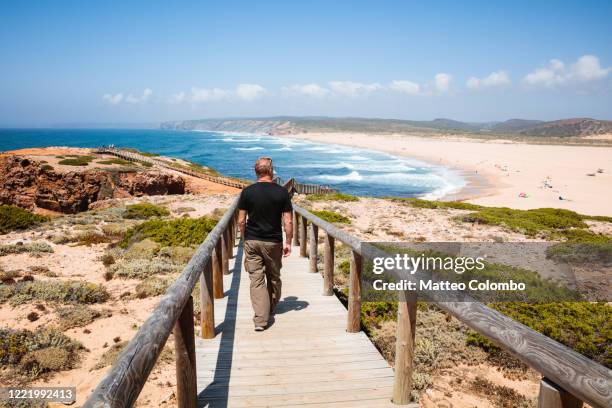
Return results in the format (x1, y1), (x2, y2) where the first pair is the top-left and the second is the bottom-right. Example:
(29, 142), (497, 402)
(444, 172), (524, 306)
(238, 209), (247, 237)
(282, 210), (293, 257)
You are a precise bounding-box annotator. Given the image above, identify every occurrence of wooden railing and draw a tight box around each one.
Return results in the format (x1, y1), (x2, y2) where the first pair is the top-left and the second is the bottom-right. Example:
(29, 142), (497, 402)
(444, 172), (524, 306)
(83, 197), (240, 408)
(292, 204), (611, 408)
(274, 176), (338, 195)
(95, 147), (249, 189)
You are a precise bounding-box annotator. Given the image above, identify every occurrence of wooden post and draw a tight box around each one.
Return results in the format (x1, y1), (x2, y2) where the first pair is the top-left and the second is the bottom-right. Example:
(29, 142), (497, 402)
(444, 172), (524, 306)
(309, 223), (318, 273)
(211, 246), (223, 299)
(292, 212), (300, 246)
(323, 233), (334, 295)
(200, 261), (215, 339)
(299, 217), (307, 257)
(221, 232), (229, 275)
(227, 220), (234, 259)
(174, 296), (197, 408)
(538, 378), (583, 408)
(392, 291), (417, 405)
(347, 250), (362, 333)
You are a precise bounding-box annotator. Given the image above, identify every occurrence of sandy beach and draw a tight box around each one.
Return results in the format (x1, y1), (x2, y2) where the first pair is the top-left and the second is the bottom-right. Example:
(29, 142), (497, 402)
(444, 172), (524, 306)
(281, 132), (612, 217)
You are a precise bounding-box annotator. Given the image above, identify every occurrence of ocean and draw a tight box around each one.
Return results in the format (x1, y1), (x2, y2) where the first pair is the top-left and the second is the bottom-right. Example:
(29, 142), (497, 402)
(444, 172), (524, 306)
(0, 128), (465, 199)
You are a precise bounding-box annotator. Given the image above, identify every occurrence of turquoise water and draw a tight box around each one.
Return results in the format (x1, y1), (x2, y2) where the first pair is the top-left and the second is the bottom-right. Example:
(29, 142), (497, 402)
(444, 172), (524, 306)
(0, 128), (464, 198)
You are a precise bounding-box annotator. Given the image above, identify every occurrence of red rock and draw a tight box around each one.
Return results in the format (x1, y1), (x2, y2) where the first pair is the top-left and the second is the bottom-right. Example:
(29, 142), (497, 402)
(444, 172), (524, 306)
(0, 156), (185, 213)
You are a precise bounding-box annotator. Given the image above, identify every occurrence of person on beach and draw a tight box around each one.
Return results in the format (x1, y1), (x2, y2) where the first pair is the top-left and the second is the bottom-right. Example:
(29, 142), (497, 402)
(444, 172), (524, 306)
(238, 157), (293, 331)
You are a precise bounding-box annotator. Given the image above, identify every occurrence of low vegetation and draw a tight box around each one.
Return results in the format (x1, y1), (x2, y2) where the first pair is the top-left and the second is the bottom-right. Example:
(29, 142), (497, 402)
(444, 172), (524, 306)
(0, 328), (82, 381)
(306, 193), (359, 202)
(546, 241), (612, 265)
(0, 280), (109, 306)
(134, 277), (172, 298)
(400, 198), (612, 242)
(123, 203), (170, 219)
(311, 210), (351, 224)
(0, 242), (53, 257)
(0, 205), (48, 234)
(110, 258), (182, 279)
(57, 155), (94, 166)
(96, 158), (133, 166)
(468, 376), (534, 408)
(55, 305), (112, 330)
(120, 216), (217, 248)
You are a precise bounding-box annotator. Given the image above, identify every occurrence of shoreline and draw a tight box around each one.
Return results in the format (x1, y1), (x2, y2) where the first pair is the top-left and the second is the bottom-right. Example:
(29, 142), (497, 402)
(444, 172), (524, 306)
(278, 131), (612, 216)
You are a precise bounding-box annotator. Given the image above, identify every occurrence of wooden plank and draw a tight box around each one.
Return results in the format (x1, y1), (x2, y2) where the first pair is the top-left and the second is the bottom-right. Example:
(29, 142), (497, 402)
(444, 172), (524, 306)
(174, 296), (197, 408)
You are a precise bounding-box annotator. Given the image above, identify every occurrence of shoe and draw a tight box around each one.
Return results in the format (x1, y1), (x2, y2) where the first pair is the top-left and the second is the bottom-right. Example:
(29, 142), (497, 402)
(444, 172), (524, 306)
(254, 326), (265, 332)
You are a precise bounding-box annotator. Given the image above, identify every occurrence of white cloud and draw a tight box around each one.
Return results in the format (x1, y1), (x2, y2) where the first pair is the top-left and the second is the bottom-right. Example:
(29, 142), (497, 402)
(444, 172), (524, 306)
(102, 93), (124, 105)
(389, 80), (421, 95)
(571, 55), (610, 81)
(523, 55), (611, 87)
(190, 87), (230, 102)
(235, 83), (266, 101)
(283, 83), (330, 98)
(168, 91), (186, 104)
(466, 71), (511, 90)
(328, 81), (381, 96)
(434, 73), (451, 93)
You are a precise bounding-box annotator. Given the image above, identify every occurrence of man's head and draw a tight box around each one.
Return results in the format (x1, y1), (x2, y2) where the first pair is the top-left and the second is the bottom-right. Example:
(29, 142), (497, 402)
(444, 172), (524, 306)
(254, 157), (273, 179)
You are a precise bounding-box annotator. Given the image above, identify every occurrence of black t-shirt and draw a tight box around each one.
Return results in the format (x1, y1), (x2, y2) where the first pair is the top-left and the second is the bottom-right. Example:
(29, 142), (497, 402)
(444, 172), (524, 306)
(238, 182), (293, 243)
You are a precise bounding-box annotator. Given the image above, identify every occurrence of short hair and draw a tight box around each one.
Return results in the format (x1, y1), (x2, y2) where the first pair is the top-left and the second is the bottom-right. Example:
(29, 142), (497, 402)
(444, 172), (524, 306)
(255, 157), (273, 178)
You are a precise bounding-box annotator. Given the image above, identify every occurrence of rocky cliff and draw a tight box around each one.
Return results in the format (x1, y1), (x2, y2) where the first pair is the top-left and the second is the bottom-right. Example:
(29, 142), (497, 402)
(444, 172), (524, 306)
(0, 156), (185, 213)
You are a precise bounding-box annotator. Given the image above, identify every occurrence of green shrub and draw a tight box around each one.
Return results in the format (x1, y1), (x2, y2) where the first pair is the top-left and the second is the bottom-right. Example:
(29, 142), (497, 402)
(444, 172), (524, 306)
(110, 258), (182, 279)
(460, 207), (587, 236)
(546, 242), (612, 264)
(0, 280), (109, 305)
(134, 278), (172, 298)
(76, 231), (111, 246)
(122, 239), (160, 260)
(93, 341), (127, 370)
(0, 206), (48, 234)
(0, 328), (81, 379)
(55, 305), (111, 330)
(123, 203), (170, 219)
(396, 198), (482, 211)
(306, 193), (359, 202)
(0, 242), (54, 257)
(57, 155), (93, 166)
(120, 216), (217, 248)
(158, 246), (195, 264)
(311, 210), (351, 224)
(40, 164), (54, 171)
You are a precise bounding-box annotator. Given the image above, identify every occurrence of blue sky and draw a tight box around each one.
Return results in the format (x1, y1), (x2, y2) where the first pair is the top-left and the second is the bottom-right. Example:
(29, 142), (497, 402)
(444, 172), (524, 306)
(1, 0), (611, 126)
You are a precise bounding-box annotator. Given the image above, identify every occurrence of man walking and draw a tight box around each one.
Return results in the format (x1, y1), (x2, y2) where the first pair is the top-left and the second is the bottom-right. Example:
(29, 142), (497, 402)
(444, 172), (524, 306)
(238, 157), (293, 331)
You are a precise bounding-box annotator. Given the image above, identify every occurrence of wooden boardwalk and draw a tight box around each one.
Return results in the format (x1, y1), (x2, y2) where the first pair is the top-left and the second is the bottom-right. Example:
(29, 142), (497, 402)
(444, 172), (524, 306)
(195, 241), (397, 408)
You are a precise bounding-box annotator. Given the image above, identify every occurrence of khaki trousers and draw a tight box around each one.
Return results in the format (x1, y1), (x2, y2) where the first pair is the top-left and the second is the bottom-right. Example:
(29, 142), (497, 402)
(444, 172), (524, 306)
(243, 240), (283, 326)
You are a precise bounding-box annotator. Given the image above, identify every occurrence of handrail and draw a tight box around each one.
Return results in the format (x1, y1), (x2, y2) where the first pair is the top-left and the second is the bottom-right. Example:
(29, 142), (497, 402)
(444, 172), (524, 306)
(95, 147), (249, 189)
(293, 203), (612, 408)
(84, 197), (240, 408)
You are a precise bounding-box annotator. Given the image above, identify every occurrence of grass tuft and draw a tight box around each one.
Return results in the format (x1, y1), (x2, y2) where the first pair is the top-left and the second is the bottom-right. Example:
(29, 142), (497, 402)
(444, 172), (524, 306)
(306, 193), (359, 202)
(0, 206), (49, 234)
(120, 216), (217, 248)
(311, 210), (351, 224)
(57, 155), (93, 166)
(123, 203), (170, 220)
(0, 280), (110, 306)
